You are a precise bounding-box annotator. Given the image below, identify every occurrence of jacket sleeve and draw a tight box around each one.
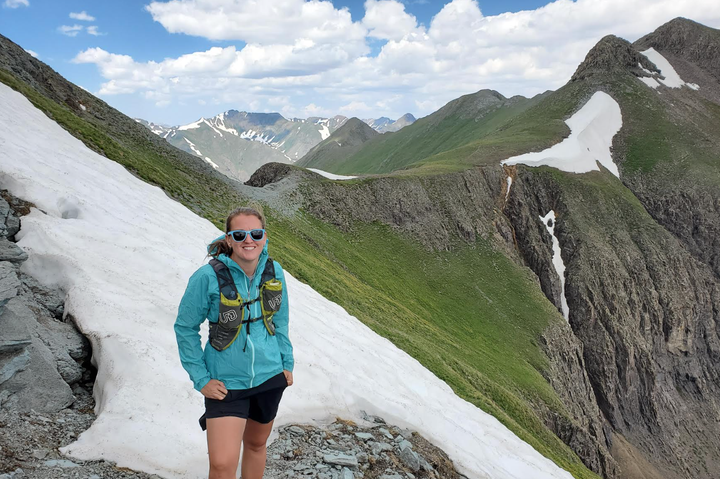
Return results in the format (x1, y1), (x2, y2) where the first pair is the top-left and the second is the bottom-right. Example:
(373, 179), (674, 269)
(174, 268), (212, 392)
(274, 262), (294, 372)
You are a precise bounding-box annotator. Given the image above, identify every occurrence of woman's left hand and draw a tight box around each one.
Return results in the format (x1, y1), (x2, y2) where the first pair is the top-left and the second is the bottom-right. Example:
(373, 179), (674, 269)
(283, 369), (293, 387)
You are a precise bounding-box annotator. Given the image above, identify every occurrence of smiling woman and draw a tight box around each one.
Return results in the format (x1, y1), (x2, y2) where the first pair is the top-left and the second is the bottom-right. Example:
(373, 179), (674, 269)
(174, 203), (294, 479)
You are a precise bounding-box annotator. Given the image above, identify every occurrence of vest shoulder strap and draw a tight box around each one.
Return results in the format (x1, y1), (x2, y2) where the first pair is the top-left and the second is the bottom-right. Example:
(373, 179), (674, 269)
(209, 258), (238, 300)
(261, 257), (276, 284)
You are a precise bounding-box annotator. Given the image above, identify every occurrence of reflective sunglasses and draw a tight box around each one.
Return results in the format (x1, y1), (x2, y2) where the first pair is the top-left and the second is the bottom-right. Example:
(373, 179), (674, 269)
(227, 229), (265, 242)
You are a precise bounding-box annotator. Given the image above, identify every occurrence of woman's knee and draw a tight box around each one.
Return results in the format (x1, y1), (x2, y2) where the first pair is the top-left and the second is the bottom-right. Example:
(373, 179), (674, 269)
(209, 457), (239, 476)
(243, 435), (267, 453)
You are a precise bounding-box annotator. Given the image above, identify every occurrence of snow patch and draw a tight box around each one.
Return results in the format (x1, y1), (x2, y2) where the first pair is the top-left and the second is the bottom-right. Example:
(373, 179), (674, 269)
(501, 92), (622, 178)
(639, 77), (661, 89)
(202, 118), (224, 138)
(79, 104), (87, 111)
(183, 137), (202, 157)
(240, 129), (273, 145)
(204, 157), (219, 169)
(505, 176), (512, 201)
(0, 82), (573, 479)
(307, 168), (357, 180)
(540, 211), (569, 321)
(640, 48), (699, 90)
(178, 118), (204, 131)
(319, 124), (330, 140)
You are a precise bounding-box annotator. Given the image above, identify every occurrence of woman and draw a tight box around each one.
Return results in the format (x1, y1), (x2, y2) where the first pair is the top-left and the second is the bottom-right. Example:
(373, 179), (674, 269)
(175, 205), (294, 479)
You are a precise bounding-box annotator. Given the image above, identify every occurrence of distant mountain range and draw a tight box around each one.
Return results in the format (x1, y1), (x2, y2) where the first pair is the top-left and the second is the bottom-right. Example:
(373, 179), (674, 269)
(136, 113), (416, 181)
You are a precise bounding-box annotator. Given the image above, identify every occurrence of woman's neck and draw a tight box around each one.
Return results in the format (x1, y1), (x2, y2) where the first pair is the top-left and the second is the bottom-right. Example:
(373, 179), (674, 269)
(229, 253), (259, 278)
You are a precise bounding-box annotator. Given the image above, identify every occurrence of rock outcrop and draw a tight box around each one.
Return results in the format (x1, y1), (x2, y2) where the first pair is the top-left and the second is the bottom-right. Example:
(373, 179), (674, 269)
(505, 168), (720, 479)
(0, 191), (93, 414)
(253, 162), (616, 478)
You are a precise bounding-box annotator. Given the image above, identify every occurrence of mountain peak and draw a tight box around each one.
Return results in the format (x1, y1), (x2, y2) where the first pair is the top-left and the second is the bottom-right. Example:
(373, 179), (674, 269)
(336, 117), (379, 142)
(633, 17), (720, 81)
(635, 17), (718, 51)
(571, 35), (658, 82)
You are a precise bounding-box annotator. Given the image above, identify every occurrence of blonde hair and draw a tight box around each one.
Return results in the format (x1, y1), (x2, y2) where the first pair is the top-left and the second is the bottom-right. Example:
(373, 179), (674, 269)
(208, 203), (266, 258)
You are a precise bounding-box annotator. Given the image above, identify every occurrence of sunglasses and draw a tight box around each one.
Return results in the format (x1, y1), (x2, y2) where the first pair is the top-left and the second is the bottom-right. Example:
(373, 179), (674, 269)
(227, 229), (266, 242)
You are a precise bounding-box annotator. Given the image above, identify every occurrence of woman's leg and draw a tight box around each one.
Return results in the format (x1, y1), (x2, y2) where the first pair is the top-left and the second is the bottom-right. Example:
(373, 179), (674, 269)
(240, 418), (274, 479)
(207, 416), (247, 479)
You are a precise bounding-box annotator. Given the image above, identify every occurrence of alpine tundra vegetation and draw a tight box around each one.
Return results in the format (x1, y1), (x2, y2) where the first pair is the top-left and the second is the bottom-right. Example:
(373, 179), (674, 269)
(1, 14), (720, 479)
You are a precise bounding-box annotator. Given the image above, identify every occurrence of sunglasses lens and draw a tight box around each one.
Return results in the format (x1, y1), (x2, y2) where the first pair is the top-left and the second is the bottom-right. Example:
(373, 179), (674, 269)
(250, 229), (265, 241)
(231, 231), (247, 242)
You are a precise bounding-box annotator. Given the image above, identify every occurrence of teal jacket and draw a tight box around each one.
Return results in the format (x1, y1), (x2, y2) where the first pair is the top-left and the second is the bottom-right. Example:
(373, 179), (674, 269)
(174, 239), (294, 392)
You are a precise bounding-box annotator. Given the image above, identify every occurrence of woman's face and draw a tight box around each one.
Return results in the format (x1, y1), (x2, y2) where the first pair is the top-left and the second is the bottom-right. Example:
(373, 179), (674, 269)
(226, 214), (267, 263)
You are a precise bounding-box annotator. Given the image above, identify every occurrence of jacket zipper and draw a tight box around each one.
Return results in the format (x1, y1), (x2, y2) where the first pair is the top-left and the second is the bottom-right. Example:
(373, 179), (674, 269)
(245, 273), (256, 387)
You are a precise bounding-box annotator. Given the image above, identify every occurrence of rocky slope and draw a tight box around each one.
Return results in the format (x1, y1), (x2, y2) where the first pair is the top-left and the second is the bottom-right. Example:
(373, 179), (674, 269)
(0, 192), (92, 414)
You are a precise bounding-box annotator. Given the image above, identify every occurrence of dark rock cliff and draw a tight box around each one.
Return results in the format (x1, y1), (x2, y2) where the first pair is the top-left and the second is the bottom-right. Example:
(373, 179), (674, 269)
(253, 152), (720, 479)
(505, 168), (720, 479)
(252, 162), (617, 478)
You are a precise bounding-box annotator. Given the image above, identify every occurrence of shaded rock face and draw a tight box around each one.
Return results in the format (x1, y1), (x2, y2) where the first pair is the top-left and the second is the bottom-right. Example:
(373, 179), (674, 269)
(571, 35), (659, 82)
(299, 167), (510, 253)
(506, 169), (720, 479)
(634, 18), (720, 86)
(0, 191), (95, 414)
(280, 167), (615, 478)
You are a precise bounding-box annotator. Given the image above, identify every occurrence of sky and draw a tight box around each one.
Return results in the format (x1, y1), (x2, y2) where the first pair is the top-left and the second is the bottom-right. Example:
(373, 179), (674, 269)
(2, 0), (720, 126)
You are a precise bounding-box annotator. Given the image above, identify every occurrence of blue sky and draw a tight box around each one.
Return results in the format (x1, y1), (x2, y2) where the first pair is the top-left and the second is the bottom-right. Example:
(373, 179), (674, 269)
(2, 0), (720, 125)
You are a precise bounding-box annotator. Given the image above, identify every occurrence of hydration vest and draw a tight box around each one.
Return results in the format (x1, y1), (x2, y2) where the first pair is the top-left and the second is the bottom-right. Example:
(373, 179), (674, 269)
(208, 258), (283, 352)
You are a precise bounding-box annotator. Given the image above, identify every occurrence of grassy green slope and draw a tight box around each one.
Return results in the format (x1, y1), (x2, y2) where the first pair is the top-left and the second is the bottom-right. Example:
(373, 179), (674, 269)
(609, 74), (720, 184)
(0, 69), (599, 478)
(269, 214), (598, 479)
(299, 91), (553, 175)
(297, 118), (379, 171)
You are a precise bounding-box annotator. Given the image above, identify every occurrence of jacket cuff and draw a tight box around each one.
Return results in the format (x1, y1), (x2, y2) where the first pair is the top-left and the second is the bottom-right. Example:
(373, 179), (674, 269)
(194, 375), (212, 392)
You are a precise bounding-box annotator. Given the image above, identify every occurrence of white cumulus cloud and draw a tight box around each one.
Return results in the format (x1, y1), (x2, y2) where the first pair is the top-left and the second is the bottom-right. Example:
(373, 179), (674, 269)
(24, 49), (39, 58)
(77, 0), (720, 123)
(145, 0), (367, 45)
(70, 11), (95, 21)
(3, 0), (29, 8)
(86, 26), (104, 36)
(58, 24), (84, 37)
(363, 0), (423, 41)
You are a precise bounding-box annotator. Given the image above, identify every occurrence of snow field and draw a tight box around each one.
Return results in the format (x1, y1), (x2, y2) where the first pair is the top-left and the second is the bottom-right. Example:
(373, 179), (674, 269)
(639, 48), (701, 90)
(501, 91), (622, 178)
(307, 168), (358, 180)
(0, 82), (573, 479)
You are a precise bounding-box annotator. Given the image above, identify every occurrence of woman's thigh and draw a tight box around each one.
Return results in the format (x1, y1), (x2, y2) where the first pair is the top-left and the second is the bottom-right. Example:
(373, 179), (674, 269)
(207, 416), (247, 469)
(243, 418), (274, 450)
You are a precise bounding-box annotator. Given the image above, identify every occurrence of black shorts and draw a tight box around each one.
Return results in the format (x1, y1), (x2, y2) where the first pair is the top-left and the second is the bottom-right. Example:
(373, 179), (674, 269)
(199, 372), (288, 431)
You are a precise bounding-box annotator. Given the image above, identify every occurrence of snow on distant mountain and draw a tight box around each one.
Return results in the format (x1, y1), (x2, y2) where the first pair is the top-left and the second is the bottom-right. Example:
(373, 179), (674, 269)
(137, 110), (417, 181)
(362, 114), (416, 133)
(136, 112), (349, 182)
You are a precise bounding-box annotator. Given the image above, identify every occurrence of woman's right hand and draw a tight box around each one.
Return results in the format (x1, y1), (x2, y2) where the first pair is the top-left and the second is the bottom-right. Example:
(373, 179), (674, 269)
(201, 379), (227, 400)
